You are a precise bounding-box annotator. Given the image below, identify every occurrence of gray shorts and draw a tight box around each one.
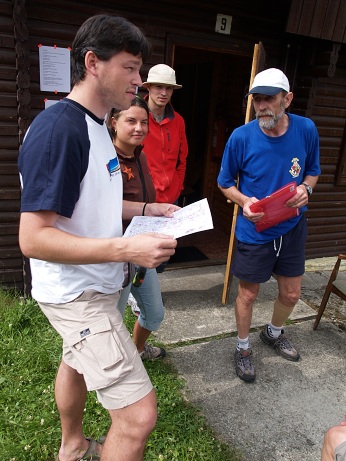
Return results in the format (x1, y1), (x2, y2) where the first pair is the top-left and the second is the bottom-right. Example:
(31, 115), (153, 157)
(38, 290), (153, 410)
(335, 440), (346, 460)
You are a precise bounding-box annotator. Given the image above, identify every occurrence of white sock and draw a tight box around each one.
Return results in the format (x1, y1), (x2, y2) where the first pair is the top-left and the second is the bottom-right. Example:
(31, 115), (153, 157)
(267, 323), (282, 339)
(237, 336), (250, 351)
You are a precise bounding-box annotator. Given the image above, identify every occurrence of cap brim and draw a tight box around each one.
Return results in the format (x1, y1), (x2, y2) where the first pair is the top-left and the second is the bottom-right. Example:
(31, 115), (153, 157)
(142, 82), (182, 89)
(246, 86), (284, 97)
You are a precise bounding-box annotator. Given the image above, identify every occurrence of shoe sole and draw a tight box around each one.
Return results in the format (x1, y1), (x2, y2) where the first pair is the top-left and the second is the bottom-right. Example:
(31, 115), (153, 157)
(259, 332), (300, 362)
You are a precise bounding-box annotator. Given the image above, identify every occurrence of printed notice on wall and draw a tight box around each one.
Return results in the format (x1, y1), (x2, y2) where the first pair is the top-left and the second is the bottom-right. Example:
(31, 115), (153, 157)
(39, 45), (71, 93)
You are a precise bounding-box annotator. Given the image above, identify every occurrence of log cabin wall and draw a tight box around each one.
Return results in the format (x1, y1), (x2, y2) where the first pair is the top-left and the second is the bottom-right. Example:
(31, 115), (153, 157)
(0, 0), (345, 289)
(286, 0), (346, 258)
(0, 0), (22, 289)
(286, 0), (346, 44)
(288, 39), (346, 258)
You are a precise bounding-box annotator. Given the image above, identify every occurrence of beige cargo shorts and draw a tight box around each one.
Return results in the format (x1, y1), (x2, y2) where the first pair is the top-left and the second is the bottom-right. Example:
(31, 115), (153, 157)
(39, 290), (153, 410)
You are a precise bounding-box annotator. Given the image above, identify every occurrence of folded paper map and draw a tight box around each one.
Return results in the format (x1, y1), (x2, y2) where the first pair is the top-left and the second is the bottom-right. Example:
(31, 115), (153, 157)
(123, 198), (214, 239)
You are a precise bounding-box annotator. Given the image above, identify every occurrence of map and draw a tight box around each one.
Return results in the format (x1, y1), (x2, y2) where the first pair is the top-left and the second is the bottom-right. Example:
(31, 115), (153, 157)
(123, 198), (214, 239)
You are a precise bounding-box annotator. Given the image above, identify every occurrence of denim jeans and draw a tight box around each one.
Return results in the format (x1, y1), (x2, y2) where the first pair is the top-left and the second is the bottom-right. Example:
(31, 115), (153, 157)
(118, 267), (164, 331)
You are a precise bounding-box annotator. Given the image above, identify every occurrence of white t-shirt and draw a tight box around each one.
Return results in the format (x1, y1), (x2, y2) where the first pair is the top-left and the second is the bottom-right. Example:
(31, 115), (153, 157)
(18, 99), (124, 303)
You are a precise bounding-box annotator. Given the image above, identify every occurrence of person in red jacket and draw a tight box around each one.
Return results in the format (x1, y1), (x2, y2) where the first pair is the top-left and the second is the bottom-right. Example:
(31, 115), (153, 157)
(142, 64), (188, 204)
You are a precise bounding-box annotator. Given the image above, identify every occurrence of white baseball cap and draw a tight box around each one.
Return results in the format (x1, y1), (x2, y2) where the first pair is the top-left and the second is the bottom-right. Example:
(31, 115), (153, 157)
(142, 64), (182, 89)
(247, 68), (290, 96)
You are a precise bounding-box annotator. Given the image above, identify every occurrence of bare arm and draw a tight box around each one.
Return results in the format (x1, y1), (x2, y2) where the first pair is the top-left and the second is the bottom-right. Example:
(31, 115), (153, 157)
(218, 184), (264, 223)
(321, 422), (346, 461)
(19, 210), (177, 268)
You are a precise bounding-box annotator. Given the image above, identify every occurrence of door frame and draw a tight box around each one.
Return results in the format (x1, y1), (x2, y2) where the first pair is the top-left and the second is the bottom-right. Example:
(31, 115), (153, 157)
(165, 33), (254, 204)
(166, 33), (254, 66)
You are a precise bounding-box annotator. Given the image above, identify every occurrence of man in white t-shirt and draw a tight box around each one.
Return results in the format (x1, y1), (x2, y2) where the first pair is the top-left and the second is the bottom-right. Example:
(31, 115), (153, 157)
(18, 14), (178, 461)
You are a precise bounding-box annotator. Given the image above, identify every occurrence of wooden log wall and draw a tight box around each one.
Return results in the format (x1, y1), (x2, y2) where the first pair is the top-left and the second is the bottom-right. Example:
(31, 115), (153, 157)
(291, 41), (346, 258)
(287, 0), (346, 44)
(0, 0), (23, 289)
(24, 0), (289, 115)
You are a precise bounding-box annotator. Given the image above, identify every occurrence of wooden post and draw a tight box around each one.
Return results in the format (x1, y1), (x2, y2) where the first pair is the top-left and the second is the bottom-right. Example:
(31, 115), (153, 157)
(221, 43), (263, 304)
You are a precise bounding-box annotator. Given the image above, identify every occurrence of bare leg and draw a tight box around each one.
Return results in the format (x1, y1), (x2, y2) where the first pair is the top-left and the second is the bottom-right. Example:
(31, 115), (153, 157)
(55, 360), (101, 461)
(101, 389), (157, 461)
(235, 281), (260, 338)
(276, 275), (302, 307)
(133, 320), (151, 353)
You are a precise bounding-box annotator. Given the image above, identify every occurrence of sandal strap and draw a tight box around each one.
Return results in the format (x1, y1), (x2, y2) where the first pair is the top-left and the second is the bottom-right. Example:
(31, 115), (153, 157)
(77, 438), (101, 461)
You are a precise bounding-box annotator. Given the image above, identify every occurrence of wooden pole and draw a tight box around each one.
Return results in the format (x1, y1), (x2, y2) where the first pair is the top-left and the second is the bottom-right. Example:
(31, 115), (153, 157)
(221, 43), (260, 304)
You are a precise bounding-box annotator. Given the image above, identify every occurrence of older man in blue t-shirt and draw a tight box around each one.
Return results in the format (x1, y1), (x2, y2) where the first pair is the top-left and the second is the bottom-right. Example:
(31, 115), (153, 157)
(217, 68), (320, 383)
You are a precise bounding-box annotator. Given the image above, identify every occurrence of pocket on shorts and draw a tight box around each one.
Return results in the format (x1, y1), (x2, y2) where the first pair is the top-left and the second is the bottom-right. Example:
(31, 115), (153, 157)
(65, 316), (134, 391)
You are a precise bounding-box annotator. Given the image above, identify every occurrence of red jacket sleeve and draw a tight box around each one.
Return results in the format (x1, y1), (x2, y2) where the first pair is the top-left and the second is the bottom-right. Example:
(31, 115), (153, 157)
(175, 113), (188, 194)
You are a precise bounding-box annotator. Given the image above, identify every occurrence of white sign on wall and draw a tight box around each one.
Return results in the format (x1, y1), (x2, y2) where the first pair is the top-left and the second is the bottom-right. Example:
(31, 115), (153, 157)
(39, 45), (71, 93)
(44, 99), (60, 109)
(215, 14), (232, 35)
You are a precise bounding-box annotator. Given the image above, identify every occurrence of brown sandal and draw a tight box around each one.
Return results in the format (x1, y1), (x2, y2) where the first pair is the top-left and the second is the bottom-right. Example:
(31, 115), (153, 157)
(56, 437), (104, 461)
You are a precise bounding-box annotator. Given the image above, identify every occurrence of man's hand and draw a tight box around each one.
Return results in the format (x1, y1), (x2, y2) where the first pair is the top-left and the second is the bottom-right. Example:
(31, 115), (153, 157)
(121, 233), (177, 268)
(243, 197), (264, 223)
(285, 185), (308, 209)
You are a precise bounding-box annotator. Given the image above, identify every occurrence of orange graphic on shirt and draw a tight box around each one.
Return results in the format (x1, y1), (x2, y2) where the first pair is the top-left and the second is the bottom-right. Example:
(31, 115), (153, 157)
(122, 165), (135, 180)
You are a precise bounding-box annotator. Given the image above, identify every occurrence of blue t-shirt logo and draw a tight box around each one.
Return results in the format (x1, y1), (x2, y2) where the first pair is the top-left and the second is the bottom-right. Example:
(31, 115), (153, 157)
(289, 157), (301, 178)
(106, 156), (120, 178)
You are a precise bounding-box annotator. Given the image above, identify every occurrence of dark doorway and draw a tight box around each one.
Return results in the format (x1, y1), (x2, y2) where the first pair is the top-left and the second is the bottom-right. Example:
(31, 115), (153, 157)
(173, 58), (213, 206)
(167, 45), (252, 268)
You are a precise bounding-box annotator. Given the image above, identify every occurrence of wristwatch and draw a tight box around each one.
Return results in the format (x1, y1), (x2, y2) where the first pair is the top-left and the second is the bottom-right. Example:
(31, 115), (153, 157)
(302, 182), (313, 196)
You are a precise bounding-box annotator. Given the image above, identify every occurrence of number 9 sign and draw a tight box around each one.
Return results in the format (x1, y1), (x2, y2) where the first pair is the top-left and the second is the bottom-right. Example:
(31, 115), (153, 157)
(215, 14), (232, 35)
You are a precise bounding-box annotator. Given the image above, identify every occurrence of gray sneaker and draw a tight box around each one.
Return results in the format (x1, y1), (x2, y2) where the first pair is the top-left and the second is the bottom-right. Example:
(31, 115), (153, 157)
(139, 343), (166, 360)
(234, 348), (256, 382)
(260, 325), (300, 361)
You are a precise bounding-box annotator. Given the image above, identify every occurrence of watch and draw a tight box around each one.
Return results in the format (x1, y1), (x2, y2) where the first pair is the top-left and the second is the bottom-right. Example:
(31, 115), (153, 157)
(302, 182), (313, 196)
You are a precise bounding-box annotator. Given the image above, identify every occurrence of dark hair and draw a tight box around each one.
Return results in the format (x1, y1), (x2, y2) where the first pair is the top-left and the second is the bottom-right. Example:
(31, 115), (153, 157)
(71, 14), (152, 85)
(107, 95), (150, 140)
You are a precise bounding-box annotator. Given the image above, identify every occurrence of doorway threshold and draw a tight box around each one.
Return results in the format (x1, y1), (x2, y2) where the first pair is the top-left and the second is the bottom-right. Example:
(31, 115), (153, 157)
(166, 258), (227, 271)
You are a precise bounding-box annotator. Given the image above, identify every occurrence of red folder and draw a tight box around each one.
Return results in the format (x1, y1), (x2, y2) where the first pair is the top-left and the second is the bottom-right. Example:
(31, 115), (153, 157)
(249, 182), (299, 232)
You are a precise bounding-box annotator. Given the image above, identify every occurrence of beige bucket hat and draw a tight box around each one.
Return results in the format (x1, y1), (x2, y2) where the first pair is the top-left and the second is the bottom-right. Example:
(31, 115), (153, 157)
(142, 64), (182, 89)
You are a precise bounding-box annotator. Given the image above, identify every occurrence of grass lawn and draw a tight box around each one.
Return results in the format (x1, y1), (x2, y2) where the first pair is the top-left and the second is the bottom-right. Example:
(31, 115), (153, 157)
(0, 290), (242, 461)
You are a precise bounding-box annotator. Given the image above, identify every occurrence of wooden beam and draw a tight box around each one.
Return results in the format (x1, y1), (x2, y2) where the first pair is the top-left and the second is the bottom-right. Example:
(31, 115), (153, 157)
(221, 42), (266, 304)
